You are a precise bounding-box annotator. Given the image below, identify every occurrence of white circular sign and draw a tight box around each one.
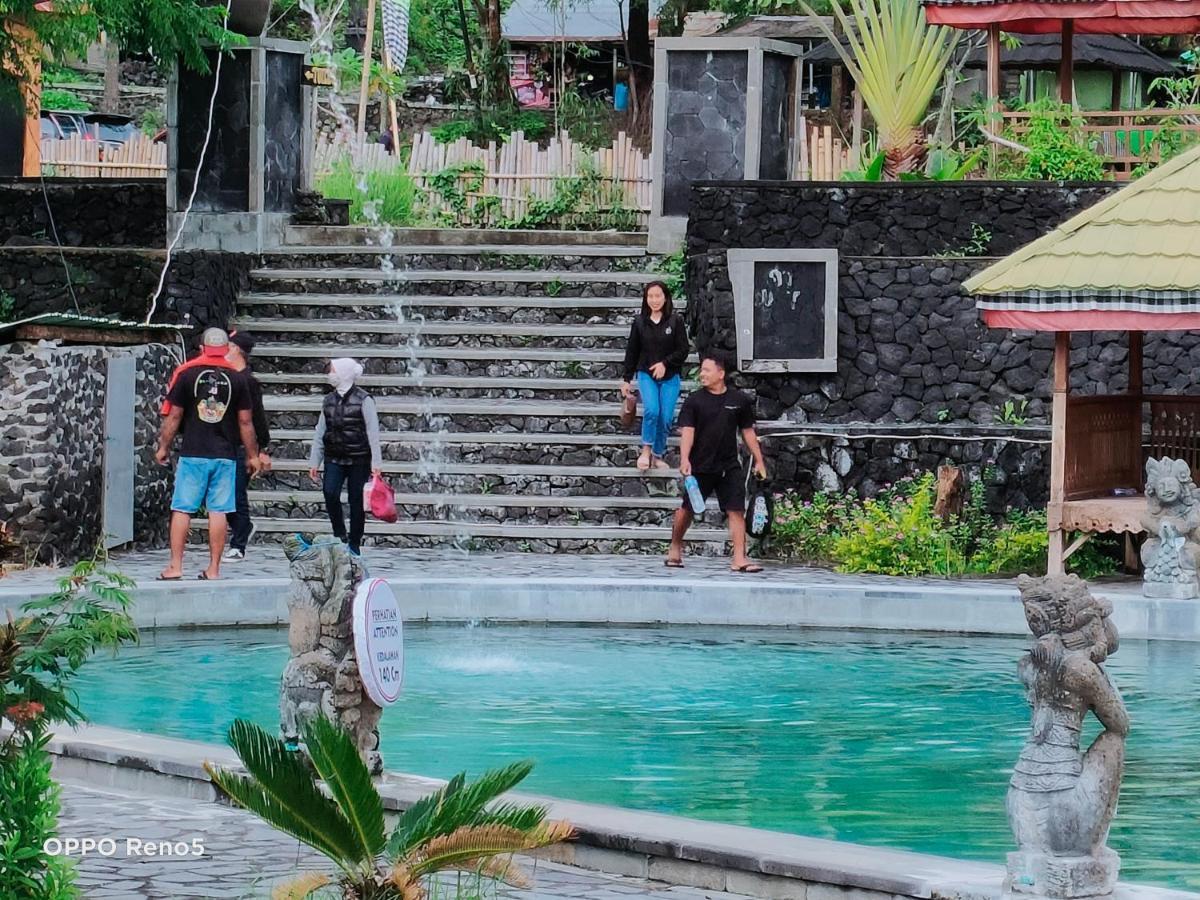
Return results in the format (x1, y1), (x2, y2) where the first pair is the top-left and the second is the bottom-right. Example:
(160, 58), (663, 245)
(352, 578), (404, 707)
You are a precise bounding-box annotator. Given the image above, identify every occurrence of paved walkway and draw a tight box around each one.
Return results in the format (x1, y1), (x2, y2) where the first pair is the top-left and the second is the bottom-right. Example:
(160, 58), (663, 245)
(59, 779), (749, 900)
(4, 547), (1029, 593)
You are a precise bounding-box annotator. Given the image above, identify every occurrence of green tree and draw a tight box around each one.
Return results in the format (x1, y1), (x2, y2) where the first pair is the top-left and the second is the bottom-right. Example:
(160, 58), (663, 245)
(1, 0), (239, 86)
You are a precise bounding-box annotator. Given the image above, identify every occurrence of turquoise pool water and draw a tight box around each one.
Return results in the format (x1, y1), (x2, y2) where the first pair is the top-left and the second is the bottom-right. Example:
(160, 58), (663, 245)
(73, 625), (1200, 888)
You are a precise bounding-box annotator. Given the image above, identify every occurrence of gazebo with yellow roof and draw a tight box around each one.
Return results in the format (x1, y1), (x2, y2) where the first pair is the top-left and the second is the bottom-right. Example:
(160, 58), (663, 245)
(964, 143), (1200, 574)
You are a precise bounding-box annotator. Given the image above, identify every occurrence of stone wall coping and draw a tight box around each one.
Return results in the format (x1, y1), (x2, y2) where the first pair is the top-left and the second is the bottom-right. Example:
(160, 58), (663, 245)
(39, 723), (1197, 900)
(692, 180), (1114, 191)
(756, 420), (1051, 439)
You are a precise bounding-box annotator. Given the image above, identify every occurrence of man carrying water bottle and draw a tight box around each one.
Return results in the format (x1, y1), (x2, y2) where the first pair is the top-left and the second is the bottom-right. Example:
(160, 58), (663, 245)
(666, 350), (767, 573)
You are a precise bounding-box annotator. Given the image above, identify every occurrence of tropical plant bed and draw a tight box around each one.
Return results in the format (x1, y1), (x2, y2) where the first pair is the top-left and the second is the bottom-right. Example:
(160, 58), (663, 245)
(766, 472), (1120, 579)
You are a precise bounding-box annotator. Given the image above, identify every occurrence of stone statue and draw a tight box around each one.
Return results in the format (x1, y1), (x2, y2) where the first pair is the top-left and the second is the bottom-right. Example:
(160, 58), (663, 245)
(1006, 574), (1128, 899)
(281, 534), (383, 774)
(1141, 457), (1200, 599)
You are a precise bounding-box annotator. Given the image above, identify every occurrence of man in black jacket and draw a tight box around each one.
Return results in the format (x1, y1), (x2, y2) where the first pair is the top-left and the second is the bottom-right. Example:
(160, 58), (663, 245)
(224, 331), (272, 560)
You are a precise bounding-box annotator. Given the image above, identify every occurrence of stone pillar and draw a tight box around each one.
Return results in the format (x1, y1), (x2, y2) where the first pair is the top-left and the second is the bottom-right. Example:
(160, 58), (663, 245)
(166, 38), (314, 252)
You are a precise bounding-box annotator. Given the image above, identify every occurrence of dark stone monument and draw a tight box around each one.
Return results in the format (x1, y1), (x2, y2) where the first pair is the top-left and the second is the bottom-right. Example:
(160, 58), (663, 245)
(167, 38), (313, 251)
(649, 37), (804, 252)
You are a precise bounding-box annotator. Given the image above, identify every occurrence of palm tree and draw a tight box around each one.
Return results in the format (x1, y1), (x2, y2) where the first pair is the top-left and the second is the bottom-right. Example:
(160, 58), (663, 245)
(205, 716), (575, 900)
(802, 0), (960, 178)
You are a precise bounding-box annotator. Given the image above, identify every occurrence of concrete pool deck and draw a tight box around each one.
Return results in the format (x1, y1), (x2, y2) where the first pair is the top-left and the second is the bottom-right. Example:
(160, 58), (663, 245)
(3, 549), (1200, 641)
(44, 722), (1199, 900)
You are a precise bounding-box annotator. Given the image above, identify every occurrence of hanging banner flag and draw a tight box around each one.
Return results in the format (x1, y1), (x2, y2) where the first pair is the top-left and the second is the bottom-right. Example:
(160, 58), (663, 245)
(380, 0), (411, 73)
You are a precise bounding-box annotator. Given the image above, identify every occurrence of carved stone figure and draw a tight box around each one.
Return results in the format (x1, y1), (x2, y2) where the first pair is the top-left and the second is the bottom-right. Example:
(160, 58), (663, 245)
(1141, 457), (1200, 599)
(1007, 574), (1128, 899)
(281, 534), (383, 774)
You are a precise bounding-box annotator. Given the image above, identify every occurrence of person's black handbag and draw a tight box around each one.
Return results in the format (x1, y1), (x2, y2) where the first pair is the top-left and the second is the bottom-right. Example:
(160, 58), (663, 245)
(745, 471), (774, 539)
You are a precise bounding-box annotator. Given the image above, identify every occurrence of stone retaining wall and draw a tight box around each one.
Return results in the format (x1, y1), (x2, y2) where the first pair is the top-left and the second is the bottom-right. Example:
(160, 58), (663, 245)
(0, 248), (251, 337)
(0, 179), (165, 247)
(686, 181), (1198, 502)
(0, 341), (177, 563)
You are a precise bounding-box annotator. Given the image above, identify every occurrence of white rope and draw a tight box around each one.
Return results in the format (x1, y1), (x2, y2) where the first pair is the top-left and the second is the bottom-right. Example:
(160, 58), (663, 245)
(143, 0), (235, 325)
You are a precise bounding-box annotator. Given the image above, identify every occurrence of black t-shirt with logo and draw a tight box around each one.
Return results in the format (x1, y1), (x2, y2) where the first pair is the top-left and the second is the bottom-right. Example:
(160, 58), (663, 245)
(166, 366), (253, 460)
(677, 387), (756, 474)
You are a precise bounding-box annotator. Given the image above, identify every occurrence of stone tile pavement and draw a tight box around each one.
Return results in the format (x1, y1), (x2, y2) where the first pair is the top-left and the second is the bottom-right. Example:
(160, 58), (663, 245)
(58, 779), (752, 900)
(2, 546), (1032, 593)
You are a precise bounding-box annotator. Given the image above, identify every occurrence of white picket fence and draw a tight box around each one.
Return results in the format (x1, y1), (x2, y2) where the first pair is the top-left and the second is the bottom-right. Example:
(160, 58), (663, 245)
(315, 130), (651, 228)
(40, 134), (166, 178)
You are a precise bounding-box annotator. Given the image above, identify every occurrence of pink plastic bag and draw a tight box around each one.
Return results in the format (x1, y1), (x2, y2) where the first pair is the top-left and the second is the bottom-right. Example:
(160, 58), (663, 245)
(364, 475), (398, 523)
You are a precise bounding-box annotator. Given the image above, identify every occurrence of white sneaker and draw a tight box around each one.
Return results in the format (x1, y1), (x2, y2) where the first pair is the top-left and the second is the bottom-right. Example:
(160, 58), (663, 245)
(223, 547), (245, 561)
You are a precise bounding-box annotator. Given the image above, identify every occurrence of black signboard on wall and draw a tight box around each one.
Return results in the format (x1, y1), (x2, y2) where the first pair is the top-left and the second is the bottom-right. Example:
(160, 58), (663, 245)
(728, 249), (838, 373)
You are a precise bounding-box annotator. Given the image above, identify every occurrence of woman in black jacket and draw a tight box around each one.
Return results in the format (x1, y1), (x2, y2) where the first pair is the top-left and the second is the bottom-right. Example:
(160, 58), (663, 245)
(620, 281), (689, 470)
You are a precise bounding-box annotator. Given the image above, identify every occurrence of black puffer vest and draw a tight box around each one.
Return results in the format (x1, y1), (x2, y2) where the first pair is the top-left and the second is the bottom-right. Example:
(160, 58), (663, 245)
(323, 387), (371, 462)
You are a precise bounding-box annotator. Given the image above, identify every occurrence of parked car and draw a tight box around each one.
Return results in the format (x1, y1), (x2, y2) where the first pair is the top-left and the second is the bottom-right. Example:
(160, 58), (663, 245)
(83, 113), (138, 146)
(40, 110), (90, 141)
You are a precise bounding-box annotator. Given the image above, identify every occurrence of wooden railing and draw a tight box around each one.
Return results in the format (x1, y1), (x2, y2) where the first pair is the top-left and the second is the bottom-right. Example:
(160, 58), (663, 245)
(1147, 395), (1200, 478)
(1003, 108), (1200, 179)
(1064, 395), (1142, 500)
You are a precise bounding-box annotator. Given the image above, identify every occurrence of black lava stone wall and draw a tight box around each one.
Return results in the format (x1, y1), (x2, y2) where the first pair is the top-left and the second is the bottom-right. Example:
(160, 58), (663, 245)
(684, 181), (1200, 504)
(1, 248), (251, 338)
(0, 179), (165, 247)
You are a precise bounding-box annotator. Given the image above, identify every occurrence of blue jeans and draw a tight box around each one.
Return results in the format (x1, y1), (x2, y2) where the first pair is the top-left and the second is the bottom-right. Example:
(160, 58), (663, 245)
(636, 372), (681, 458)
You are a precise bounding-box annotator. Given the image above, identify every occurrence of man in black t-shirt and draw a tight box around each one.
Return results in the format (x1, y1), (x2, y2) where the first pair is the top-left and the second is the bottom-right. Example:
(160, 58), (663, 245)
(667, 350), (767, 573)
(155, 328), (262, 582)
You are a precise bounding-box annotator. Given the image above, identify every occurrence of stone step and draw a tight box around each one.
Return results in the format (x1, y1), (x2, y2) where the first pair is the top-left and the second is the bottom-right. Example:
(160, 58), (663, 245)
(236, 292), (667, 324)
(268, 458), (680, 480)
(248, 489), (701, 511)
(249, 268), (657, 298)
(234, 318), (629, 352)
(266, 430), (672, 466)
(198, 517), (727, 551)
(255, 372), (693, 401)
(250, 343), (696, 380)
(263, 394), (679, 435)
(282, 225), (648, 249)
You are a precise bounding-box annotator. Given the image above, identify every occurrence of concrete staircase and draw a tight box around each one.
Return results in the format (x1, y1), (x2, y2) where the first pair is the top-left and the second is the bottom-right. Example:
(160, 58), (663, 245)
(232, 240), (728, 553)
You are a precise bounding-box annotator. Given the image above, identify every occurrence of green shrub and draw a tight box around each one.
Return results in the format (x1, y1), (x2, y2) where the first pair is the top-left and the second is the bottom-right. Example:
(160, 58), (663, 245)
(432, 107), (551, 146)
(770, 472), (1120, 578)
(0, 733), (76, 899)
(316, 159), (417, 227)
(1005, 99), (1106, 181)
(41, 88), (89, 112)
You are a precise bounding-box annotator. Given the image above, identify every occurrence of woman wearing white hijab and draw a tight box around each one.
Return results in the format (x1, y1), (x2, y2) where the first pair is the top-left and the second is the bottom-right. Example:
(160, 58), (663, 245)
(308, 358), (383, 554)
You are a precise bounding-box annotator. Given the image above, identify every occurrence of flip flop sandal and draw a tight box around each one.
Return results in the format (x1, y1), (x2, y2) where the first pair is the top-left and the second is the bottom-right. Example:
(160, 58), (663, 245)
(197, 572), (215, 580)
(731, 563), (764, 574)
(155, 574), (182, 581)
(664, 558), (684, 568)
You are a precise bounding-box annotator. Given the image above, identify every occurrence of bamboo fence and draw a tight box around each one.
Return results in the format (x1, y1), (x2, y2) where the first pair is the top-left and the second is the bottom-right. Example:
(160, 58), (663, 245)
(794, 122), (851, 181)
(40, 135), (166, 178)
(315, 130), (651, 228)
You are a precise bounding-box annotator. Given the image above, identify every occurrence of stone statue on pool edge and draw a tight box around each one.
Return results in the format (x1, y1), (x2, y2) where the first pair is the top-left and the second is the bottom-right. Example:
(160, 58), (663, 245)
(1007, 574), (1128, 899)
(281, 534), (383, 774)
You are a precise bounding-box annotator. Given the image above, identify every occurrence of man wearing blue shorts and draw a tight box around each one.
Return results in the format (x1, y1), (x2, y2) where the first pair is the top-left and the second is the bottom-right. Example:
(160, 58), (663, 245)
(155, 328), (262, 581)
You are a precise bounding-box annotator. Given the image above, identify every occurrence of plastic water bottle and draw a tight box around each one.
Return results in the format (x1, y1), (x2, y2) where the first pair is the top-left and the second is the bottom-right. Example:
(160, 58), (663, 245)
(750, 494), (769, 535)
(683, 475), (706, 515)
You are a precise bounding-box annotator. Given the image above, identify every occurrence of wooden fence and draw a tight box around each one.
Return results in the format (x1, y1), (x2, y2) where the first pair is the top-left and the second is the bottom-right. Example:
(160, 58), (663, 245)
(40, 135), (166, 178)
(315, 131), (651, 228)
(795, 122), (853, 181)
(1002, 107), (1200, 179)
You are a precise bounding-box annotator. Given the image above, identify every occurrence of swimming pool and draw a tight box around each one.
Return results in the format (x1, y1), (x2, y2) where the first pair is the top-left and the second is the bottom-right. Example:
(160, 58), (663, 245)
(73, 624), (1200, 888)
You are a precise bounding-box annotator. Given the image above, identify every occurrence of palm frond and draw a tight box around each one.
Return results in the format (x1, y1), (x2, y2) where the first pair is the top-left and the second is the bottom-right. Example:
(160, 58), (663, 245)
(302, 715), (387, 859)
(408, 822), (576, 878)
(801, 0), (957, 163)
(206, 719), (368, 870)
(271, 872), (334, 900)
(458, 854), (532, 889)
(388, 862), (427, 900)
(388, 762), (537, 858)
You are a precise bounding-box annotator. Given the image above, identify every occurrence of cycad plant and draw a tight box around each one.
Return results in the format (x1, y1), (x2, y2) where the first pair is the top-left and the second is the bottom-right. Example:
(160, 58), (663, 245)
(205, 716), (574, 900)
(802, 0), (960, 177)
